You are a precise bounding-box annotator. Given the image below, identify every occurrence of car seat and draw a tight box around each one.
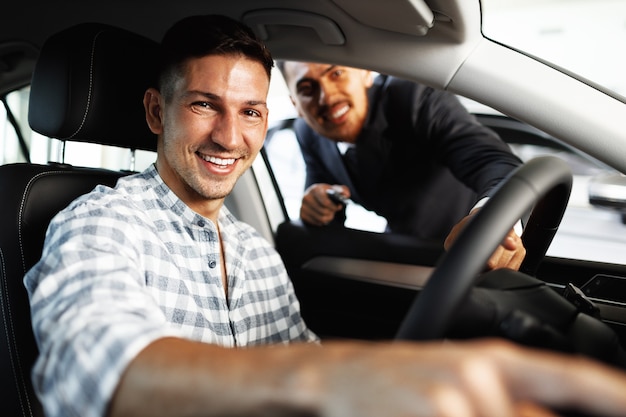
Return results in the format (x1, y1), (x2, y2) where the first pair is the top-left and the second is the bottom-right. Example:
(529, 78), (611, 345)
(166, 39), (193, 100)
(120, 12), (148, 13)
(0, 22), (158, 417)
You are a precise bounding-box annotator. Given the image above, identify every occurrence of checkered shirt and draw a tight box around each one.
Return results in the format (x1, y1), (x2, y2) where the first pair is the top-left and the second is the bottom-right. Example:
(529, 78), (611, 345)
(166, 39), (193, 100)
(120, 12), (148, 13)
(24, 164), (318, 417)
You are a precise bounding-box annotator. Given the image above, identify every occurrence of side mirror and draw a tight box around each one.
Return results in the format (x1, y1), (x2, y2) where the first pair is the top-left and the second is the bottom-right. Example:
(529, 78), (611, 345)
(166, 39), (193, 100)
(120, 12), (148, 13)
(588, 173), (626, 224)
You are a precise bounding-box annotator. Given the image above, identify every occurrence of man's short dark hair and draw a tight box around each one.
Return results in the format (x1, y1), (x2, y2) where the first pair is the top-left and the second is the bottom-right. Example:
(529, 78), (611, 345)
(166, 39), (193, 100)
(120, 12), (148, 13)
(158, 14), (274, 100)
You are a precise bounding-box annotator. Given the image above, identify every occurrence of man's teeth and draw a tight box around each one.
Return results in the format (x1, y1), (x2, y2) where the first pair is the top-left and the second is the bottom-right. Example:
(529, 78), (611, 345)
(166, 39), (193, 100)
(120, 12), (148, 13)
(331, 105), (349, 120)
(200, 154), (236, 166)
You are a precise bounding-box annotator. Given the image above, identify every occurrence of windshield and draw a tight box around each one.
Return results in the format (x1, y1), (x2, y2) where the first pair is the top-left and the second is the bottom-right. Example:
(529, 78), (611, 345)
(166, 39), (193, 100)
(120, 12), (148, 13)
(481, 0), (626, 98)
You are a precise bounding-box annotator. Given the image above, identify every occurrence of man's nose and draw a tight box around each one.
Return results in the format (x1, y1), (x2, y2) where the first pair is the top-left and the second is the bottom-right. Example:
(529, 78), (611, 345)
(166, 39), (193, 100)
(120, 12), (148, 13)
(317, 79), (335, 106)
(211, 112), (242, 149)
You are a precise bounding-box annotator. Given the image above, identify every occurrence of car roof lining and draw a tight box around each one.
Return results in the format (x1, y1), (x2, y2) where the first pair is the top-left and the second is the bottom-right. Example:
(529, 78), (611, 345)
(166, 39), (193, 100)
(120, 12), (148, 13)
(0, 0), (479, 102)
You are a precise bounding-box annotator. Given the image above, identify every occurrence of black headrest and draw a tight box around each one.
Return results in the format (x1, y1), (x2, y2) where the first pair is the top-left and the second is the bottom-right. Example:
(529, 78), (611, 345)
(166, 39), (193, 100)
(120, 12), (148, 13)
(28, 23), (159, 151)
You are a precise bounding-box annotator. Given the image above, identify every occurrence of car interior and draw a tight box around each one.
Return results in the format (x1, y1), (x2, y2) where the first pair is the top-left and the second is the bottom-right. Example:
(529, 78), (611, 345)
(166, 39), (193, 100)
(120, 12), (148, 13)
(3, 2), (626, 417)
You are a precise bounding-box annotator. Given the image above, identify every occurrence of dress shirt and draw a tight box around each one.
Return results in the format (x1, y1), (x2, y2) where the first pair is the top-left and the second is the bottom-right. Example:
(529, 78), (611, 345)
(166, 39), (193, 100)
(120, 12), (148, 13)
(25, 164), (317, 417)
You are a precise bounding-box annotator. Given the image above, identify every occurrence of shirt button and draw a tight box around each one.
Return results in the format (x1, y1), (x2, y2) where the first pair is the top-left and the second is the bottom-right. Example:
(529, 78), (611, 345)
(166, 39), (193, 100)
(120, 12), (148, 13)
(197, 220), (205, 227)
(209, 260), (217, 268)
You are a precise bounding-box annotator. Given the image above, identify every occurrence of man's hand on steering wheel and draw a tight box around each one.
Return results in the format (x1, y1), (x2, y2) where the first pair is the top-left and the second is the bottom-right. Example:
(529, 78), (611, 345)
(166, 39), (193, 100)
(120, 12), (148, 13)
(445, 207), (527, 271)
(398, 156), (572, 342)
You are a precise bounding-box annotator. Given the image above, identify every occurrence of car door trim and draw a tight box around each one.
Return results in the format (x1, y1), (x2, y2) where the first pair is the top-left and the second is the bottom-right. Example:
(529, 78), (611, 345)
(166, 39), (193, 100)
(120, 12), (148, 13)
(302, 256), (432, 290)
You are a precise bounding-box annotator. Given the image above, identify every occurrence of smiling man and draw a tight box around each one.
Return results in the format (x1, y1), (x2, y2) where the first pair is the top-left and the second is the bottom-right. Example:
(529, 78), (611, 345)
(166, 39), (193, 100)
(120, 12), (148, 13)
(148, 31), (269, 213)
(285, 63), (372, 144)
(24, 14), (626, 417)
(279, 61), (526, 270)
(142, 47), (273, 293)
(25, 15), (316, 417)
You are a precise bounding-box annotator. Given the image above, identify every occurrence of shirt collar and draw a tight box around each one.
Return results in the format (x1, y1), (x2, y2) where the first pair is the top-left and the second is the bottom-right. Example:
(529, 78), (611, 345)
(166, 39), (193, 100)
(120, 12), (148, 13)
(143, 163), (236, 230)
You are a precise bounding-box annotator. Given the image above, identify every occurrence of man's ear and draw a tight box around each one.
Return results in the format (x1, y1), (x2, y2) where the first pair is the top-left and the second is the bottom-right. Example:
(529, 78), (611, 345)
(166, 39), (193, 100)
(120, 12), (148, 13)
(144, 88), (164, 134)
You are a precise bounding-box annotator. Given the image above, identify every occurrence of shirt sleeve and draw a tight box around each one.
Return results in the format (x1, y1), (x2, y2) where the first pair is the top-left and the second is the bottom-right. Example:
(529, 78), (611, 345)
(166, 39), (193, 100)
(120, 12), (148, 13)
(24, 200), (181, 417)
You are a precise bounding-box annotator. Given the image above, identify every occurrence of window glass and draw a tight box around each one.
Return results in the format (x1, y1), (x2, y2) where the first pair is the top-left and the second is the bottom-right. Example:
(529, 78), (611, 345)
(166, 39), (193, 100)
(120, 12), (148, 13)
(0, 85), (156, 171)
(62, 142), (155, 172)
(481, 0), (626, 97)
(265, 68), (388, 233)
(264, 66), (626, 264)
(479, 0), (626, 264)
(1, 87), (33, 164)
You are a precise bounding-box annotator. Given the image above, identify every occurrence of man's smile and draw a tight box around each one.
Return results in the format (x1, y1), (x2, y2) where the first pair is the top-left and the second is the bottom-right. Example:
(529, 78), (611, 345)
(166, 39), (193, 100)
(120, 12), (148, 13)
(325, 103), (350, 123)
(196, 151), (237, 168)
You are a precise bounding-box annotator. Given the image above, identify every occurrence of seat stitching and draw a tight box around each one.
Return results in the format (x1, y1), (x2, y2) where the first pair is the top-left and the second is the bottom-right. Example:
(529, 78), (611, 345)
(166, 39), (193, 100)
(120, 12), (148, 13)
(18, 170), (71, 275)
(14, 169), (87, 413)
(66, 29), (106, 140)
(14, 168), (120, 416)
(0, 248), (34, 416)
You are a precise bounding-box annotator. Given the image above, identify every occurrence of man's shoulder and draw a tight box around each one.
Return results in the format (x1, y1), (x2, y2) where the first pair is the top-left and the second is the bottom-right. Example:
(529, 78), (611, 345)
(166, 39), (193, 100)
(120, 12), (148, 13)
(293, 118), (333, 149)
(378, 75), (442, 100)
(220, 207), (281, 260)
(293, 117), (315, 136)
(57, 168), (155, 222)
(375, 74), (417, 91)
(220, 206), (267, 242)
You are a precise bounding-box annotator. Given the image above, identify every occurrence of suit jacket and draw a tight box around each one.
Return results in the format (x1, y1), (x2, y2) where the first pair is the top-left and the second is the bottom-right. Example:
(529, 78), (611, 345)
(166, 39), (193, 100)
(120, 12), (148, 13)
(295, 75), (522, 241)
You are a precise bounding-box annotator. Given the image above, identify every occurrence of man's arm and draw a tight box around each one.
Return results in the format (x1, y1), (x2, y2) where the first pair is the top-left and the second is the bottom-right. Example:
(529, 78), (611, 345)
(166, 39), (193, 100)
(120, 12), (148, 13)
(294, 119), (349, 226)
(413, 86), (522, 200)
(110, 337), (626, 417)
(411, 86), (525, 268)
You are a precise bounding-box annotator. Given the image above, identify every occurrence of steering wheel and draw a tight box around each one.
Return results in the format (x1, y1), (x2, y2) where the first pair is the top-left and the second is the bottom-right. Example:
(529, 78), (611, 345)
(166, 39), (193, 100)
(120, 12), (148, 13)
(396, 156), (573, 341)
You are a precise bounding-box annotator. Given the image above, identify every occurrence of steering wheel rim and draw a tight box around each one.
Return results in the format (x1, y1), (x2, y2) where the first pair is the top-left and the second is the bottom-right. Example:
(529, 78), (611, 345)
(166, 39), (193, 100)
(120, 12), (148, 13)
(396, 156), (573, 341)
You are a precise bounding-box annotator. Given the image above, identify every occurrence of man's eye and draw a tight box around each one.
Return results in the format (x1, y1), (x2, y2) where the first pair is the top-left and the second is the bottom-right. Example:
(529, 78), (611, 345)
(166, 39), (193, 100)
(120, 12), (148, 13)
(332, 69), (344, 78)
(192, 101), (213, 110)
(243, 109), (261, 117)
(297, 84), (314, 97)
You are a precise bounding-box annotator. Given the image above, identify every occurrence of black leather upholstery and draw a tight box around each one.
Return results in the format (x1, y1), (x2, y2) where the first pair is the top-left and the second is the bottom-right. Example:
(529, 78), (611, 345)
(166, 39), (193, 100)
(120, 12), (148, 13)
(29, 22), (158, 151)
(0, 23), (158, 417)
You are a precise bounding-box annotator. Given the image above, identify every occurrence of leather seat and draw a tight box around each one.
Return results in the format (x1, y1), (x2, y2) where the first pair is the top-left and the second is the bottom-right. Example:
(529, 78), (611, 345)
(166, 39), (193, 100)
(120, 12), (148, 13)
(0, 22), (158, 417)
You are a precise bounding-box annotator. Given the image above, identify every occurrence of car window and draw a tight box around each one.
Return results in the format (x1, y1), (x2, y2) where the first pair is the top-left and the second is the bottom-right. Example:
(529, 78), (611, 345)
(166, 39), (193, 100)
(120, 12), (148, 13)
(481, 0), (626, 98)
(264, 70), (626, 264)
(265, 69), (388, 233)
(1, 86), (32, 164)
(1, 85), (156, 171)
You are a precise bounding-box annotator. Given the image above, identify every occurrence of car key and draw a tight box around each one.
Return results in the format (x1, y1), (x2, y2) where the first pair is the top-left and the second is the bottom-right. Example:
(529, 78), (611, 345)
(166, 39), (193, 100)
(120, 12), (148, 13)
(326, 188), (350, 205)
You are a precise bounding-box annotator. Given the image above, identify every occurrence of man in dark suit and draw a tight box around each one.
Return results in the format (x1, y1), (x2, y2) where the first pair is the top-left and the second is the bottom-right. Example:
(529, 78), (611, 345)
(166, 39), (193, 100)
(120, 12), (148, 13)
(278, 61), (525, 270)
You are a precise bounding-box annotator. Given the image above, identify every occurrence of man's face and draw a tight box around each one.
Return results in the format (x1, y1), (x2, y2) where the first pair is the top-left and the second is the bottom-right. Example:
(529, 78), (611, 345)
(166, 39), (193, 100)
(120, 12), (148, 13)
(150, 54), (269, 217)
(282, 62), (373, 143)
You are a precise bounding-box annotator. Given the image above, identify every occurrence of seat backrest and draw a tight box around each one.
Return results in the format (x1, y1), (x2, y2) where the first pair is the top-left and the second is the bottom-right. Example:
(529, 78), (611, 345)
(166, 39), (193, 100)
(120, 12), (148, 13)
(0, 23), (158, 417)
